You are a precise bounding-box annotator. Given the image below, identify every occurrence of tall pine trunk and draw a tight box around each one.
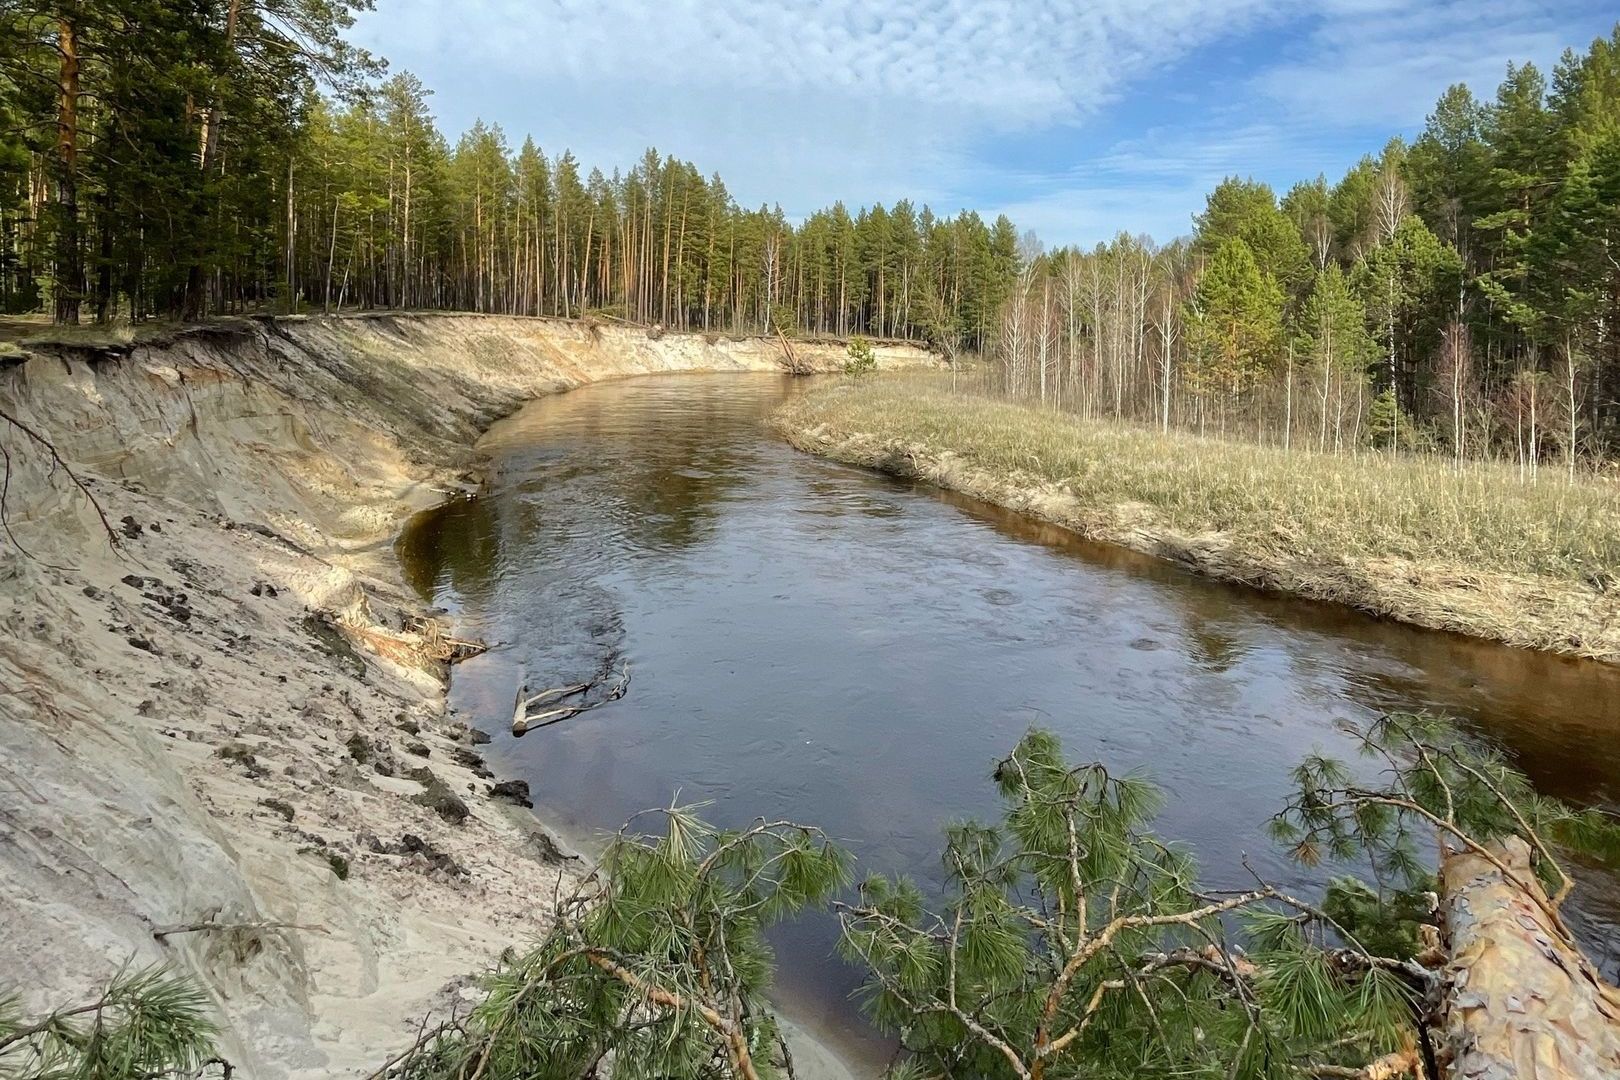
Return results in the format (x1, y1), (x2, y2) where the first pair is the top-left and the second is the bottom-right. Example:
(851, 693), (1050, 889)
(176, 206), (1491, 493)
(52, 13), (83, 324)
(185, 0), (243, 319)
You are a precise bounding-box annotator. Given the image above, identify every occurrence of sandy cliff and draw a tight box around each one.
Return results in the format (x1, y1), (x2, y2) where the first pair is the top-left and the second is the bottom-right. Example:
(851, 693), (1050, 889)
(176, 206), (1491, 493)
(0, 313), (931, 1077)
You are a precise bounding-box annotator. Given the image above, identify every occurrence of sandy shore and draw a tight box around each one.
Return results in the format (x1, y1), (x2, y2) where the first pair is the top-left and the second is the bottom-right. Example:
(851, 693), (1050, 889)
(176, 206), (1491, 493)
(1, 314), (922, 1077)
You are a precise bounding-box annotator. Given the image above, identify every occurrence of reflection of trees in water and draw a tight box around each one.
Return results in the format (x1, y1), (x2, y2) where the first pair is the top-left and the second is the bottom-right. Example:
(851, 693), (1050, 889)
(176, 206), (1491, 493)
(401, 385), (774, 725)
(619, 447), (747, 552)
(1173, 598), (1252, 674)
(1333, 644), (1620, 811)
(500, 390), (768, 559)
(397, 496), (503, 603)
(403, 432), (754, 607)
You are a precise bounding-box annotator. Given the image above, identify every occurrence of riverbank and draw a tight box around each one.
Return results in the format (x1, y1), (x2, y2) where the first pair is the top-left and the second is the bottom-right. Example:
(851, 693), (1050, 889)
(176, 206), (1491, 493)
(0, 314), (929, 1077)
(776, 375), (1620, 662)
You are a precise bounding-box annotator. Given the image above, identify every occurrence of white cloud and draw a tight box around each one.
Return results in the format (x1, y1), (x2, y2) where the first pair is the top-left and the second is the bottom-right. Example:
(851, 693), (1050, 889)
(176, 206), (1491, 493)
(351, 0), (1617, 248)
(987, 1), (1614, 245)
(352, 0), (1290, 218)
(1251, 0), (1596, 130)
(978, 121), (1335, 244)
(378, 0), (1281, 126)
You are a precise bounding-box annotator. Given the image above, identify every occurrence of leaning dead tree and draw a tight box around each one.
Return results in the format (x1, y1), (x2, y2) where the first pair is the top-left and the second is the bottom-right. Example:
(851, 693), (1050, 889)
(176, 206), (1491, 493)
(774, 325), (813, 376)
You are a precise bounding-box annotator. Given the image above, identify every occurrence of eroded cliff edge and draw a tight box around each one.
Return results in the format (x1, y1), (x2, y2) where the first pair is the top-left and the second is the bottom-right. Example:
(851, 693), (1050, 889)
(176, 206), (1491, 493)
(0, 314), (933, 1078)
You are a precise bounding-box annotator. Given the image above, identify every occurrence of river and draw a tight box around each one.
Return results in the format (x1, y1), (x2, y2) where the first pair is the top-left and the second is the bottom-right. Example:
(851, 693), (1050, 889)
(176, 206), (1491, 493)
(397, 372), (1620, 1067)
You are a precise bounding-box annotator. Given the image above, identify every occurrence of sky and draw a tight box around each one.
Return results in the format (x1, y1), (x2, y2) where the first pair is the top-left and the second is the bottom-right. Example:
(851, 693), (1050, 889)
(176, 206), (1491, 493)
(349, 0), (1618, 248)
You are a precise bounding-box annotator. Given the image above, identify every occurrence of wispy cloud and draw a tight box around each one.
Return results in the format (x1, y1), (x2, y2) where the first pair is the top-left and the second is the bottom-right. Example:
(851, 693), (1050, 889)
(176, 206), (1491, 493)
(354, 0), (1289, 219)
(983, 0), (1615, 243)
(369, 0), (1285, 126)
(1251, 0), (1603, 130)
(352, 0), (1617, 246)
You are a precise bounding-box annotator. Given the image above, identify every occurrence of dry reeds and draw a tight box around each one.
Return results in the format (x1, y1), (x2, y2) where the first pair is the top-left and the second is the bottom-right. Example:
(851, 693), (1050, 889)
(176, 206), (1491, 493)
(776, 375), (1620, 661)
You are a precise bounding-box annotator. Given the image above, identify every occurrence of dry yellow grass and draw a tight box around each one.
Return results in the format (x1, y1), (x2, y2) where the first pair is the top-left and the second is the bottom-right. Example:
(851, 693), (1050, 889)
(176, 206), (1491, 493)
(776, 374), (1620, 660)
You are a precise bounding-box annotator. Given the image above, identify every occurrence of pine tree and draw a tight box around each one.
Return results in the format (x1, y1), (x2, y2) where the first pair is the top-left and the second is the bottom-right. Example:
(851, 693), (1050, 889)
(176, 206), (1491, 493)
(384, 809), (848, 1080)
(1185, 238), (1285, 405)
(1354, 217), (1462, 447)
(1406, 84), (1490, 262)
(1196, 178), (1310, 297)
(0, 966), (218, 1078)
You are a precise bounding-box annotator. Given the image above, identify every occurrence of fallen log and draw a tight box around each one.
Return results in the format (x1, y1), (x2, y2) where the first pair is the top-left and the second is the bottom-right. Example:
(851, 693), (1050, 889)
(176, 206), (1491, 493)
(1437, 836), (1620, 1079)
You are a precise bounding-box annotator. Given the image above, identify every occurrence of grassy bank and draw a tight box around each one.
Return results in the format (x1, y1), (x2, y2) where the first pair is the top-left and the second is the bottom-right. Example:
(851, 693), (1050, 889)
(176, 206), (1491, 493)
(776, 375), (1620, 661)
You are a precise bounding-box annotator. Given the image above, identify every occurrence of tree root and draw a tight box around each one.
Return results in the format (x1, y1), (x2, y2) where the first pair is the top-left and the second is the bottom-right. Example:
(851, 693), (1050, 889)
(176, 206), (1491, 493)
(0, 404), (121, 560)
(153, 918), (330, 940)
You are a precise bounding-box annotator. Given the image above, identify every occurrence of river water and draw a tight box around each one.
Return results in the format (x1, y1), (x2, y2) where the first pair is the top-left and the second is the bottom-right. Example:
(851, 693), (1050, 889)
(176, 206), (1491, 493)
(397, 373), (1620, 1065)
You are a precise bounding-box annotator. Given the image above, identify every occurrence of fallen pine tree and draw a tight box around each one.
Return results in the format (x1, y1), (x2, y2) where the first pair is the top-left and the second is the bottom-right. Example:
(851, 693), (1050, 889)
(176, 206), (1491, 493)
(8, 716), (1617, 1080)
(1438, 837), (1620, 1078)
(359, 713), (1620, 1080)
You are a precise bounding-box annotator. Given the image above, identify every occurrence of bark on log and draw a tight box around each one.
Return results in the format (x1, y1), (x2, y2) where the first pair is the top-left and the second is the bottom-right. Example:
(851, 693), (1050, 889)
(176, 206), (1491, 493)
(1438, 836), (1620, 1079)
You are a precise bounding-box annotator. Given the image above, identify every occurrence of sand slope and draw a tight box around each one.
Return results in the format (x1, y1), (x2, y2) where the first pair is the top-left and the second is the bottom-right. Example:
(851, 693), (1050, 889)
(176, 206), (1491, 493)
(0, 314), (927, 1077)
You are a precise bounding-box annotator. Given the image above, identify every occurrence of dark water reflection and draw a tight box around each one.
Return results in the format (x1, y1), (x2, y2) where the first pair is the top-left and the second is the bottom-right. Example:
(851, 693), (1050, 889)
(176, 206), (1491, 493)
(398, 374), (1620, 1066)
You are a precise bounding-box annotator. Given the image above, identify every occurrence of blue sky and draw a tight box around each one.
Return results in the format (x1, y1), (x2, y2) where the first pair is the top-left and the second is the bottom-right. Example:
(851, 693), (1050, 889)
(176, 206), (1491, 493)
(350, 0), (1617, 247)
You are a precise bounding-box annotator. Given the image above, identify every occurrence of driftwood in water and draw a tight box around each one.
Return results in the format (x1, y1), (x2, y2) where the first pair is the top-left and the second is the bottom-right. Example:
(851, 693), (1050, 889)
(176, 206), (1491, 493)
(511, 665), (630, 735)
(1437, 836), (1620, 1079)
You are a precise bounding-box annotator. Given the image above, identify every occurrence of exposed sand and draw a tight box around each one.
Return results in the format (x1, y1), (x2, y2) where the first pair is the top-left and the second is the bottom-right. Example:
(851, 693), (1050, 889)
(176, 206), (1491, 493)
(1, 314), (924, 1077)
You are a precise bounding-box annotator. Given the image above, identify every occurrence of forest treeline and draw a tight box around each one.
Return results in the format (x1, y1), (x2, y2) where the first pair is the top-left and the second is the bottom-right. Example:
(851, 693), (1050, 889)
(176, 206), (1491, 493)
(2, 4), (1619, 460)
(0, 0), (1019, 348)
(999, 27), (1620, 466)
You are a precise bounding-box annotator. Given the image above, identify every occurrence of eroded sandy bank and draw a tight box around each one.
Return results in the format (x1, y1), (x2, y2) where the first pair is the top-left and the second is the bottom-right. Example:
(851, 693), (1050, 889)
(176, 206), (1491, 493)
(0, 314), (930, 1077)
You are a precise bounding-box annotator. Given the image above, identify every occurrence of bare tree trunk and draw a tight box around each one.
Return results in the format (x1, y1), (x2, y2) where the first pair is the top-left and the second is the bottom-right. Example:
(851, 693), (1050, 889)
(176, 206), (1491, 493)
(1529, 377), (1539, 483)
(285, 156), (295, 308)
(1038, 278), (1050, 405)
(1284, 343), (1293, 452)
(1157, 294), (1176, 435)
(1387, 270), (1399, 451)
(1353, 379), (1363, 452)
(52, 13), (83, 324)
(1319, 348), (1332, 453)
(324, 197), (340, 315)
(198, 0), (243, 176)
(1454, 359), (1464, 465)
(185, 0), (244, 319)
(1564, 335), (1578, 485)
(1515, 381), (1526, 483)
